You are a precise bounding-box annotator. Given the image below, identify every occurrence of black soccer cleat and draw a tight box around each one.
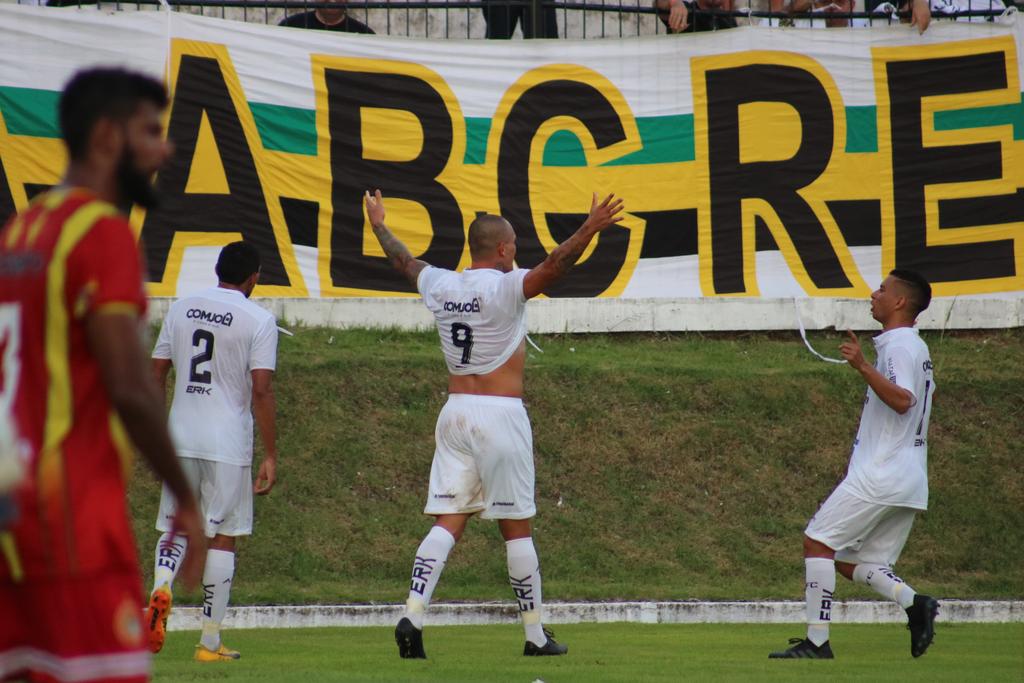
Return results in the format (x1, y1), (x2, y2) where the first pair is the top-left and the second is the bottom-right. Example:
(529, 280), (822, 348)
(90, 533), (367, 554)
(524, 627), (568, 656)
(395, 617), (427, 659)
(906, 594), (939, 658)
(768, 637), (835, 659)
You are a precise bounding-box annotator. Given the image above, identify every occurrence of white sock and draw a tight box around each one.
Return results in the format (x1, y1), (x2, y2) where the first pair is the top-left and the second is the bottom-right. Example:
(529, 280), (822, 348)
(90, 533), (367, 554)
(199, 549), (235, 651)
(404, 526), (456, 630)
(506, 537), (546, 647)
(152, 532), (188, 592)
(805, 557), (835, 646)
(853, 564), (917, 609)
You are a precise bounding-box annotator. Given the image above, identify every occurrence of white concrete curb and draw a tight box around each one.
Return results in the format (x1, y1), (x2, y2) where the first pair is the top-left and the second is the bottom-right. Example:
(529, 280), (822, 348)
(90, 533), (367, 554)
(166, 600), (1023, 631)
(147, 296), (1024, 333)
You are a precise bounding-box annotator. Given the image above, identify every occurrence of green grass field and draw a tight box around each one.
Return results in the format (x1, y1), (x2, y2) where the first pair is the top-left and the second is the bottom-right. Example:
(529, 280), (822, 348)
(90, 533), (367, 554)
(129, 329), (1024, 605)
(152, 623), (1024, 682)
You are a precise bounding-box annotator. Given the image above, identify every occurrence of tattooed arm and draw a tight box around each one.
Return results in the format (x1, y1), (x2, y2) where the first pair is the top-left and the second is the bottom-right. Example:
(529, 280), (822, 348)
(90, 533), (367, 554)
(522, 193), (625, 300)
(364, 190), (429, 287)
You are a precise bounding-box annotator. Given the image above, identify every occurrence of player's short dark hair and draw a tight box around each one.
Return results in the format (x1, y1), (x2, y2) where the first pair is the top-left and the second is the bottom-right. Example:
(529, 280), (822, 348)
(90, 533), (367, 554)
(216, 242), (261, 285)
(59, 67), (168, 161)
(889, 269), (931, 316)
(468, 214), (511, 259)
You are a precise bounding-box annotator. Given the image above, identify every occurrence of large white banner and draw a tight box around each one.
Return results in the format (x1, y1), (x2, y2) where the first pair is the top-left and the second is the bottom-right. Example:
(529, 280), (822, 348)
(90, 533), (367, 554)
(1, 6), (1022, 328)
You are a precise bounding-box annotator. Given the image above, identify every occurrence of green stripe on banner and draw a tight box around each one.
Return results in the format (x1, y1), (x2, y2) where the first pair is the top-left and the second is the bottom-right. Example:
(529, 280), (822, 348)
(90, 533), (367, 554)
(249, 102), (318, 156)
(464, 117), (490, 165)
(0, 86), (61, 138)
(543, 129), (588, 166)
(845, 106), (877, 153)
(606, 116), (696, 166)
(934, 93), (1024, 140)
(538, 116), (695, 167)
(5, 86), (1024, 160)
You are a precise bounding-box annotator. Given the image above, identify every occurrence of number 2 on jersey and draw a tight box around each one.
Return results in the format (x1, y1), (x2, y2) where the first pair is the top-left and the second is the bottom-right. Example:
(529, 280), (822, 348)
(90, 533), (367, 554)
(189, 329), (215, 384)
(451, 323), (474, 364)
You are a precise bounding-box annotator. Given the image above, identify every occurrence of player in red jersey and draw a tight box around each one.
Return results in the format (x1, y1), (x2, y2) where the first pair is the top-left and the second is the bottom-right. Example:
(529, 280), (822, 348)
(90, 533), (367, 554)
(0, 68), (205, 683)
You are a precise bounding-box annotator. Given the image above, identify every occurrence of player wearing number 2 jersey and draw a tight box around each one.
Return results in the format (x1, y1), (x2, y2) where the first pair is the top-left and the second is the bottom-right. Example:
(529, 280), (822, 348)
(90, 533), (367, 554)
(363, 189), (624, 659)
(770, 269), (939, 661)
(147, 242), (279, 662)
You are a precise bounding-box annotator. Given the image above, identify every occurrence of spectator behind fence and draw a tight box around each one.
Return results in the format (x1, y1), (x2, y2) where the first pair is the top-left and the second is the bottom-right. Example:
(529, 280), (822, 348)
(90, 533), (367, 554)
(788, 0), (867, 26)
(895, 0), (1002, 21)
(859, 0), (933, 29)
(279, 1), (375, 33)
(483, 0), (559, 38)
(655, 0), (738, 32)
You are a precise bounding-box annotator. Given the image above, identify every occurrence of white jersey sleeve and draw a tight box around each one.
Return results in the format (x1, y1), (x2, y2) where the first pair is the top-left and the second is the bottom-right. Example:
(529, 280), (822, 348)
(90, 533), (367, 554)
(417, 266), (446, 298)
(495, 267), (527, 309)
(250, 314), (278, 372)
(153, 314), (173, 360)
(881, 346), (918, 407)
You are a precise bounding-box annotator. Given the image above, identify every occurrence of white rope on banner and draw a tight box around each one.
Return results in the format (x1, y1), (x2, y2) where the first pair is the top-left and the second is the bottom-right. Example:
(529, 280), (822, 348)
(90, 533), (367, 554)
(158, 0), (172, 87)
(526, 335), (544, 354)
(793, 298), (846, 364)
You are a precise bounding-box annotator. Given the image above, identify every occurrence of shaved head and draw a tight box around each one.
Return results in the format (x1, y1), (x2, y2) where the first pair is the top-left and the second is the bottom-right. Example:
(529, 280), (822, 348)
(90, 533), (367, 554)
(468, 214), (514, 260)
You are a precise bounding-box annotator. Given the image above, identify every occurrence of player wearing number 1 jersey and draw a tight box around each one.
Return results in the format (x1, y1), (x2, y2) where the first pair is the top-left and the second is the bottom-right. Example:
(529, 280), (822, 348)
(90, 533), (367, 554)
(770, 269), (939, 660)
(363, 189), (624, 659)
(147, 242), (279, 662)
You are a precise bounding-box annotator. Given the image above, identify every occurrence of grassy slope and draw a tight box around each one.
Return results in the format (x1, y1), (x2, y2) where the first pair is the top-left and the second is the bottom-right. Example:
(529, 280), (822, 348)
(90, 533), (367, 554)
(152, 623), (1024, 682)
(128, 329), (1024, 605)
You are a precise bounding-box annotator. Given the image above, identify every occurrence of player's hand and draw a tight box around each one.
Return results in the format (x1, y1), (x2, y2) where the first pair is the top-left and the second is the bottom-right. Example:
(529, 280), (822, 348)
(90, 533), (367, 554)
(254, 457), (277, 496)
(910, 0), (930, 32)
(364, 189), (386, 227)
(668, 0), (689, 31)
(582, 192), (625, 234)
(170, 500), (206, 591)
(839, 329), (867, 371)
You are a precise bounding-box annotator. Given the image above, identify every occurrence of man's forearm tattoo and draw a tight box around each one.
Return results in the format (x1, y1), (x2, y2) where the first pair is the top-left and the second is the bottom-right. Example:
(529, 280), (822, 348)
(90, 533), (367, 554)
(548, 234), (592, 275)
(372, 221), (415, 271)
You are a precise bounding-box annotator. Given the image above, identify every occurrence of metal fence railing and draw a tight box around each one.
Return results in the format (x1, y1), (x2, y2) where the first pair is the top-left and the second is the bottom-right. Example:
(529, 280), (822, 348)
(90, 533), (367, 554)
(9, 0), (1014, 39)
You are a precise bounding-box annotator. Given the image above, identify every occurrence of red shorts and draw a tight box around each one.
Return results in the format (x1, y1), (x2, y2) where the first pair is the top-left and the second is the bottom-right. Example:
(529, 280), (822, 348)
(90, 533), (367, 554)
(0, 570), (150, 683)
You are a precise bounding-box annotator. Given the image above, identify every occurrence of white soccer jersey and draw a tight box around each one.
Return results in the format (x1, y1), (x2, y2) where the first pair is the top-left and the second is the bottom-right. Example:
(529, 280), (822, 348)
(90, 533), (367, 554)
(417, 266), (529, 375)
(153, 287), (278, 466)
(840, 327), (935, 510)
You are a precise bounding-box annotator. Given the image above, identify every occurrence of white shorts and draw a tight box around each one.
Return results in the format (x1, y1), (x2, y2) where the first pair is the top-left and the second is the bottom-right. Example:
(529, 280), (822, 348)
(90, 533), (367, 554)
(805, 485), (916, 566)
(156, 457), (253, 538)
(424, 394), (536, 520)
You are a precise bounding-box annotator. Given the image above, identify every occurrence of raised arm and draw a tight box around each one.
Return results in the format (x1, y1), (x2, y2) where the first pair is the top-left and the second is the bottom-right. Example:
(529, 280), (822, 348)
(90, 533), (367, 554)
(522, 193), (625, 300)
(364, 190), (429, 287)
(840, 330), (914, 415)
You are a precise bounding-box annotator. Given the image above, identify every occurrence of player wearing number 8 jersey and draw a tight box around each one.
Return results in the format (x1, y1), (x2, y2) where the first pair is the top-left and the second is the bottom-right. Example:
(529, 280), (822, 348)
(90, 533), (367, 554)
(770, 269), (940, 661)
(147, 242), (279, 662)
(363, 189), (624, 659)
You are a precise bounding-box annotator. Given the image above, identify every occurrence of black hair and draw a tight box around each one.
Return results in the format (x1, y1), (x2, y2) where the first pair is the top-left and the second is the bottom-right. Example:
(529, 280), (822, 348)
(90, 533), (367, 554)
(59, 67), (168, 161)
(215, 241), (261, 285)
(889, 269), (932, 316)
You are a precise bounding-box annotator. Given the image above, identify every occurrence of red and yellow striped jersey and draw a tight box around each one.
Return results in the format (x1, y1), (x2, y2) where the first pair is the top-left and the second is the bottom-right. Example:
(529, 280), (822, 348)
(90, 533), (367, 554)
(0, 188), (147, 580)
